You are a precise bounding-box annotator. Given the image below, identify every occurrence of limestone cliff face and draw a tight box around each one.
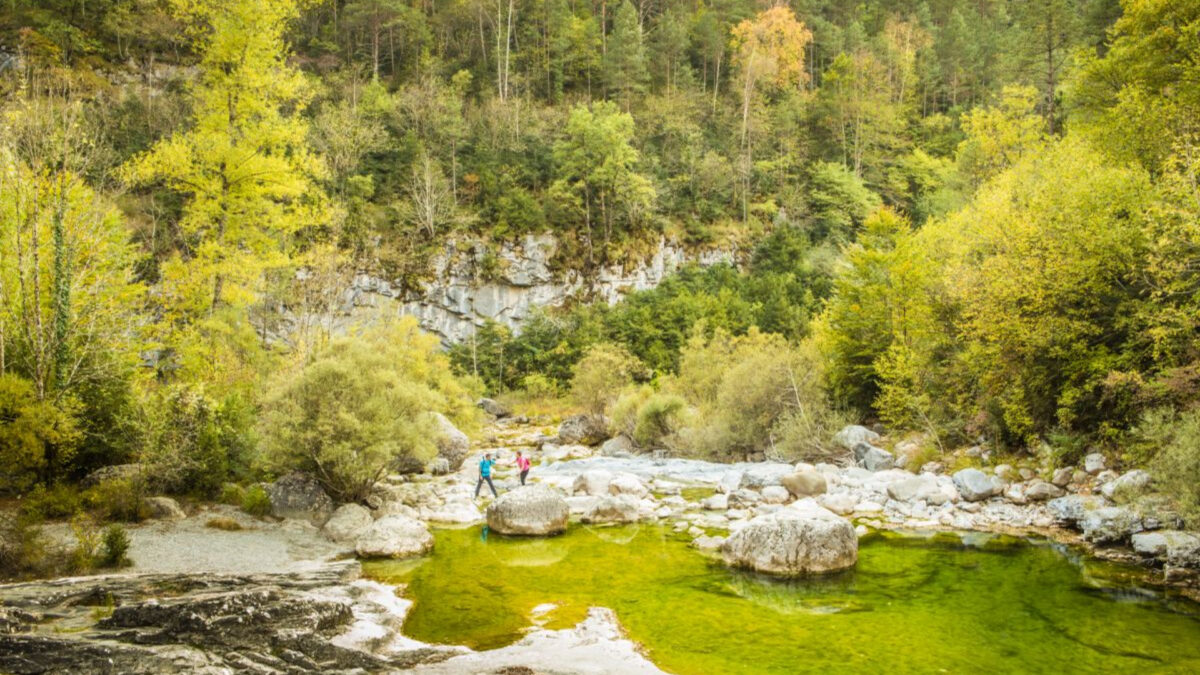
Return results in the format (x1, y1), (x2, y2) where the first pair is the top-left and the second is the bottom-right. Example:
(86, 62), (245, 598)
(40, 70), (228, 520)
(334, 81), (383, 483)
(341, 234), (736, 343)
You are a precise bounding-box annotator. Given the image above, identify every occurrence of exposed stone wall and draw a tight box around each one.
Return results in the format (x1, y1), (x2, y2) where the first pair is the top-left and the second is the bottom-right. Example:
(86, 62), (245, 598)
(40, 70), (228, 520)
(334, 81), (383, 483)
(339, 234), (737, 343)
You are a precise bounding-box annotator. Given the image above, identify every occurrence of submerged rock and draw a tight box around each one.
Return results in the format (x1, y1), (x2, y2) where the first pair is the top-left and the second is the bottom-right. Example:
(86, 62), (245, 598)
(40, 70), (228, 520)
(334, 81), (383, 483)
(721, 500), (858, 576)
(487, 485), (570, 535)
(355, 515), (434, 558)
(558, 414), (609, 446)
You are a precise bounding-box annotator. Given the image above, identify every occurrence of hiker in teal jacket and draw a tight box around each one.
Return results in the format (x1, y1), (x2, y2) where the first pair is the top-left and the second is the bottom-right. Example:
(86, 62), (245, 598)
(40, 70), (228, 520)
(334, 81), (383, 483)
(474, 452), (498, 498)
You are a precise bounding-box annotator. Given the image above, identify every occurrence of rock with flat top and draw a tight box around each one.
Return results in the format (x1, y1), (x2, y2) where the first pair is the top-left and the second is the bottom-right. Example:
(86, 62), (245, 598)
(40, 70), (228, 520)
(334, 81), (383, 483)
(486, 485), (569, 535)
(355, 515), (434, 558)
(721, 500), (858, 576)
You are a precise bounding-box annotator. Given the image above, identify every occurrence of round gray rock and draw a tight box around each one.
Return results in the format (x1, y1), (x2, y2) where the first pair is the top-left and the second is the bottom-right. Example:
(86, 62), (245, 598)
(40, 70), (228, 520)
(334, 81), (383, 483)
(721, 501), (858, 576)
(952, 468), (1000, 502)
(266, 472), (334, 525)
(323, 503), (373, 544)
(487, 485), (570, 535)
(781, 469), (828, 498)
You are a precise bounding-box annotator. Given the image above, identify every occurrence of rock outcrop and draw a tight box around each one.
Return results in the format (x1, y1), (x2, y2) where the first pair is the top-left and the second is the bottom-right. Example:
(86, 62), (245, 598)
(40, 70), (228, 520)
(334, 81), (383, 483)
(558, 414), (610, 446)
(0, 563), (451, 674)
(340, 234), (735, 344)
(266, 472), (334, 525)
(486, 485), (570, 535)
(720, 501), (858, 576)
(431, 412), (470, 471)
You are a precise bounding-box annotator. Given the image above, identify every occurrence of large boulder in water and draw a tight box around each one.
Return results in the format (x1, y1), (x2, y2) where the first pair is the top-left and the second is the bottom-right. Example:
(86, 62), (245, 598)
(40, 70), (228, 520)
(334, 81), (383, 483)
(355, 515), (433, 558)
(720, 500), (858, 576)
(266, 472), (334, 525)
(431, 412), (470, 471)
(486, 485), (569, 535)
(557, 414), (609, 446)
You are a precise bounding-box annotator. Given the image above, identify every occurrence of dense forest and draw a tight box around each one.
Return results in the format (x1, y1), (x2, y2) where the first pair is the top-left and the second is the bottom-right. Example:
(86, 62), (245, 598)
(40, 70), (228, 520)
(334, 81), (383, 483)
(2, 0), (1200, 572)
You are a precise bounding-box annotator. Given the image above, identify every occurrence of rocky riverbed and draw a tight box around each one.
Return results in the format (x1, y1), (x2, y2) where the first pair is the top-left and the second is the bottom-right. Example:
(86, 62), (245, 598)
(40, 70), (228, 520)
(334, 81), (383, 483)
(3, 415), (1198, 673)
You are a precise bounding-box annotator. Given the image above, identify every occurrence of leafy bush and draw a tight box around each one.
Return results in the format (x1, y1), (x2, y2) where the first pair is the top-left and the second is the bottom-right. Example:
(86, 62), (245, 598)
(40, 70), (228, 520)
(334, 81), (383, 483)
(1136, 408), (1200, 527)
(138, 384), (256, 497)
(0, 512), (46, 579)
(259, 318), (478, 502)
(240, 485), (272, 517)
(612, 386), (688, 449)
(69, 514), (101, 572)
(21, 483), (83, 520)
(83, 477), (150, 523)
(219, 483), (246, 506)
(571, 343), (642, 415)
(674, 329), (842, 461)
(0, 374), (82, 493)
(99, 525), (131, 568)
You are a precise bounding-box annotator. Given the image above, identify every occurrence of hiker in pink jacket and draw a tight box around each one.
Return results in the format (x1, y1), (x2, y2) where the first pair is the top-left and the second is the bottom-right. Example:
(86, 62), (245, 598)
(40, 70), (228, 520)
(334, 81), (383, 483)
(515, 450), (531, 486)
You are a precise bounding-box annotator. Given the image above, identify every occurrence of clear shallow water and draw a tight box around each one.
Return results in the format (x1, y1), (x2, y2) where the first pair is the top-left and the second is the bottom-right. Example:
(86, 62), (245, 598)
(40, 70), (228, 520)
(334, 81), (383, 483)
(364, 525), (1200, 674)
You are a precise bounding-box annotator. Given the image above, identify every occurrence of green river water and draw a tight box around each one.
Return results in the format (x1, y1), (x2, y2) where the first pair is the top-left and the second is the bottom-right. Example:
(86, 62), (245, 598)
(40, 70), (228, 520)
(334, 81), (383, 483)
(364, 524), (1200, 674)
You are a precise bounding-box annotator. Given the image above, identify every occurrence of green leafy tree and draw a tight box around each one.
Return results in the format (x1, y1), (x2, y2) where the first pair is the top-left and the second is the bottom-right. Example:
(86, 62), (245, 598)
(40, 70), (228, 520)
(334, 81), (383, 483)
(815, 207), (933, 412)
(604, 0), (649, 109)
(550, 101), (655, 262)
(123, 0), (328, 385)
(571, 342), (642, 415)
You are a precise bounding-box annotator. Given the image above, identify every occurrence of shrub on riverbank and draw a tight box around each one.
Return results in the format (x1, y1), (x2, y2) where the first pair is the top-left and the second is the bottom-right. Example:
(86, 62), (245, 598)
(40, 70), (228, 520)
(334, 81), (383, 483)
(258, 318), (478, 502)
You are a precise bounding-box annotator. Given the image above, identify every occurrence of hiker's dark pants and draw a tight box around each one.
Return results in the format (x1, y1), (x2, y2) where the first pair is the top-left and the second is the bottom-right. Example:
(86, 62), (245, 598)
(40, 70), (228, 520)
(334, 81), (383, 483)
(520, 470), (529, 485)
(475, 474), (497, 497)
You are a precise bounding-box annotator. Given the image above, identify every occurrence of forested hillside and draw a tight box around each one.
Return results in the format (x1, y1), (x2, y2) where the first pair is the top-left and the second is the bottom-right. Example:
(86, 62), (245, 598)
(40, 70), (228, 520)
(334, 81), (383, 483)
(2, 0), (1200, 573)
